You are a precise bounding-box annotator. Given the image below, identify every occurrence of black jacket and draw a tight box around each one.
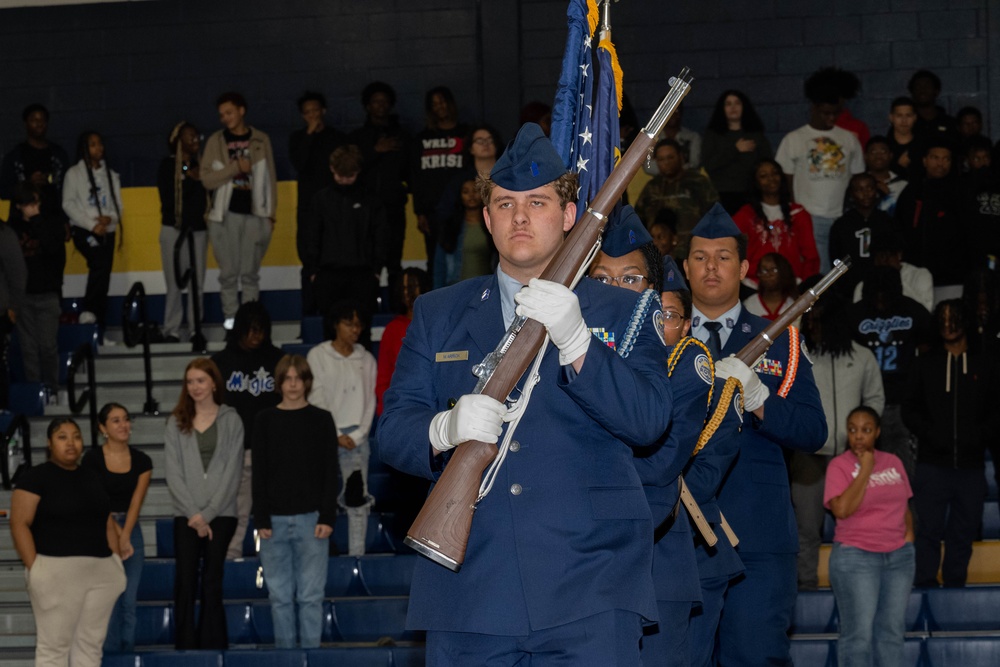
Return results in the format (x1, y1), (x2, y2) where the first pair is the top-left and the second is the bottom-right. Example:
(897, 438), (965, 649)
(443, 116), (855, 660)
(10, 213), (65, 295)
(210, 343), (285, 450)
(903, 349), (994, 470)
(894, 176), (968, 286)
(302, 182), (387, 276)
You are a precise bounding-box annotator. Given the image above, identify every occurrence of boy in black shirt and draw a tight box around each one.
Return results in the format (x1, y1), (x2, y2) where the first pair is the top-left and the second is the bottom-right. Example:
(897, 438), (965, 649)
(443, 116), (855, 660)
(11, 183), (65, 393)
(829, 173), (892, 295)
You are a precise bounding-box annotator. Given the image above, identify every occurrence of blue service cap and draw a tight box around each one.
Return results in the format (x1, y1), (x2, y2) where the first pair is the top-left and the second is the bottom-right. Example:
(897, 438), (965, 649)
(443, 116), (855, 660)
(601, 206), (652, 257)
(661, 255), (688, 292)
(690, 202), (742, 239)
(490, 123), (567, 191)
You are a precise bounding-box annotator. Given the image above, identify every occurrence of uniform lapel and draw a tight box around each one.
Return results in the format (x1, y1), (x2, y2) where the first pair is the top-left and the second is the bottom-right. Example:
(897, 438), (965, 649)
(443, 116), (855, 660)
(464, 274), (505, 358)
(721, 305), (754, 355)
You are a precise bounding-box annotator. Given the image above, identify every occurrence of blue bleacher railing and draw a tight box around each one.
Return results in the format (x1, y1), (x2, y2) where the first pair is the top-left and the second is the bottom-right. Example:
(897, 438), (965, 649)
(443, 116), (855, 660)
(0, 412), (32, 489)
(67, 342), (100, 448)
(123, 282), (160, 416)
(174, 226), (208, 353)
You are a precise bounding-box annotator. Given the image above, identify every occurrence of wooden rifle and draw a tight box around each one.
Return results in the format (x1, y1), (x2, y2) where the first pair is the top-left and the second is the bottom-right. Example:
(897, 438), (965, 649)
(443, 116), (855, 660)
(405, 68), (695, 571)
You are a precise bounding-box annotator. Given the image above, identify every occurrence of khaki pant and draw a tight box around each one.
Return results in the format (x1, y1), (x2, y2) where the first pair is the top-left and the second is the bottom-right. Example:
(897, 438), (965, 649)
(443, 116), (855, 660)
(27, 554), (127, 667)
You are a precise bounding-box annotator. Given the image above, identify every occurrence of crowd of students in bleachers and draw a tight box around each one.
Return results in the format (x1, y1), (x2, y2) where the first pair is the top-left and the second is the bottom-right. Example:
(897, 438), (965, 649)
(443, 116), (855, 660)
(2, 63), (1000, 663)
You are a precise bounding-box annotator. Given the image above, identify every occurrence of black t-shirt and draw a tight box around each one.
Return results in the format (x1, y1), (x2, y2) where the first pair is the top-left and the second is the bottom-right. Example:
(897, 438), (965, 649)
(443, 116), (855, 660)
(211, 343), (285, 449)
(16, 461), (112, 557)
(224, 129), (253, 214)
(251, 404), (339, 529)
(81, 446), (153, 512)
(157, 156), (208, 231)
(21, 144), (54, 181)
(827, 209), (893, 294)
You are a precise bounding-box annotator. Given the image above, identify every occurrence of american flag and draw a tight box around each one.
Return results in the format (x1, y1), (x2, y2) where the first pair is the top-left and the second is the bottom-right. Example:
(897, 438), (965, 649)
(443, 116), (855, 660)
(550, 0), (622, 219)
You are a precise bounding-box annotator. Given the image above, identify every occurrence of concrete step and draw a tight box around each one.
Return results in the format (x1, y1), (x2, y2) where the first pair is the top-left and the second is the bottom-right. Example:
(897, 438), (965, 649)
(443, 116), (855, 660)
(43, 382), (181, 417)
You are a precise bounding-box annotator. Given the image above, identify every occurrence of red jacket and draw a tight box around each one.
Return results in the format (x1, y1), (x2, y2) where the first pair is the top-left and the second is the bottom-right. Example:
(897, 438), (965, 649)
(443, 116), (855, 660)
(733, 202), (821, 282)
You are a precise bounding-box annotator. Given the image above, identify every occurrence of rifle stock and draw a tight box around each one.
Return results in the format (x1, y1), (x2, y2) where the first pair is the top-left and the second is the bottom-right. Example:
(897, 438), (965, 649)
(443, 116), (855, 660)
(405, 68), (694, 571)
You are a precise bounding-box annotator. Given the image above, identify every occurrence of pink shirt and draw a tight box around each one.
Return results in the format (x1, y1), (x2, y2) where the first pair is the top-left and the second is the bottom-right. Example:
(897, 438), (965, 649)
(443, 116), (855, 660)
(824, 450), (912, 553)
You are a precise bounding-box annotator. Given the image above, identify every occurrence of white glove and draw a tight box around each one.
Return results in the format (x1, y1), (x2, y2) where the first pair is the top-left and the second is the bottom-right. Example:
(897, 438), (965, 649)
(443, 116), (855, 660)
(715, 356), (770, 412)
(514, 278), (591, 366)
(428, 394), (507, 453)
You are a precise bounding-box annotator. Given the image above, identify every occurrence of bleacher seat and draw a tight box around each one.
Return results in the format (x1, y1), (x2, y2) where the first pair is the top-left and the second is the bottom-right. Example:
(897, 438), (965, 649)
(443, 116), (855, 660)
(326, 558), (367, 597)
(301, 317), (324, 345)
(390, 646), (426, 667)
(138, 560), (175, 601)
(982, 500), (999, 540)
(305, 647), (394, 667)
(924, 636), (1000, 665)
(905, 590), (926, 633)
(135, 603), (173, 646)
(791, 590), (838, 634)
(250, 601), (338, 645)
(141, 651), (222, 667)
(333, 597), (415, 643)
(333, 513), (400, 554)
(156, 519), (175, 558)
(101, 654), (142, 667)
(924, 587), (1000, 633)
(225, 603), (256, 645)
(222, 559), (267, 599)
(822, 512), (835, 543)
(788, 638), (833, 666)
(224, 649), (307, 667)
(903, 637), (924, 666)
(57, 323), (100, 384)
(7, 383), (46, 417)
(359, 555), (417, 596)
(281, 343), (314, 358)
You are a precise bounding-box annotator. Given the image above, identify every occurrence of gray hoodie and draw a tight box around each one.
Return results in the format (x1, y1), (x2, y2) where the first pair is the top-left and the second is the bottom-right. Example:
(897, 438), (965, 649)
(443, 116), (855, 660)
(164, 404), (244, 522)
(810, 342), (886, 456)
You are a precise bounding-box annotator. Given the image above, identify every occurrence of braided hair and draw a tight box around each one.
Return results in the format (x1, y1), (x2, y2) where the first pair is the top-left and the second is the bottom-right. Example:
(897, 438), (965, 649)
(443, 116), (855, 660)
(76, 130), (124, 249)
(167, 121), (201, 229)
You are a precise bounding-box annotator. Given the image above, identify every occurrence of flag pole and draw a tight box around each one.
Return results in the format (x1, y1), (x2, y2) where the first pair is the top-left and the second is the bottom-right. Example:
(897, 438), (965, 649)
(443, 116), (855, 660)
(599, 0), (616, 41)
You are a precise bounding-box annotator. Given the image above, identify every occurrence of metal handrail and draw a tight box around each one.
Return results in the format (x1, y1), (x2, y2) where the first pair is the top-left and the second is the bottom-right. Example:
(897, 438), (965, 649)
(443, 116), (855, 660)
(1, 413), (32, 489)
(67, 342), (100, 448)
(173, 226), (207, 353)
(122, 282), (160, 415)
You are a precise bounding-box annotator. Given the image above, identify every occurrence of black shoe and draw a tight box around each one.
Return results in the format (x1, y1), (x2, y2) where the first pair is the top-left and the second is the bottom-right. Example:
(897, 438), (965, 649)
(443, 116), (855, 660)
(164, 334), (181, 344)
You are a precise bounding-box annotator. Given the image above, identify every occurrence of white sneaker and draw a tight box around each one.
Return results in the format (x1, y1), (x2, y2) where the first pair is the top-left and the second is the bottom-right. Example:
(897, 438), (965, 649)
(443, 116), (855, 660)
(223, 318), (235, 330)
(78, 311), (97, 324)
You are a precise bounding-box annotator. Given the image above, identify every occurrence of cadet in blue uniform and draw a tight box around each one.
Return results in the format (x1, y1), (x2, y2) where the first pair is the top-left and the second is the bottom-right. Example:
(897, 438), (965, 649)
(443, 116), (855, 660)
(378, 124), (673, 665)
(591, 213), (744, 666)
(684, 204), (827, 666)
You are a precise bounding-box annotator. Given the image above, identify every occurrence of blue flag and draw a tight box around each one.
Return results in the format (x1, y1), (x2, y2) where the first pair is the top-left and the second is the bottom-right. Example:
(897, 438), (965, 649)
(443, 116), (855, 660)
(550, 0), (621, 219)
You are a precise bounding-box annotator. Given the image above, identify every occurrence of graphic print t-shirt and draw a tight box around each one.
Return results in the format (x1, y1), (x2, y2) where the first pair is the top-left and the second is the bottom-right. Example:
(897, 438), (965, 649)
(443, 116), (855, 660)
(847, 296), (930, 405)
(225, 129), (253, 214)
(775, 124), (865, 219)
(824, 449), (912, 552)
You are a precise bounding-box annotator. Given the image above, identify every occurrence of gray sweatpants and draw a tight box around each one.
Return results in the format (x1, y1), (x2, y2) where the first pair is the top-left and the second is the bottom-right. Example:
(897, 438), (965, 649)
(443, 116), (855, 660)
(17, 292), (61, 388)
(207, 212), (272, 319)
(159, 226), (207, 339)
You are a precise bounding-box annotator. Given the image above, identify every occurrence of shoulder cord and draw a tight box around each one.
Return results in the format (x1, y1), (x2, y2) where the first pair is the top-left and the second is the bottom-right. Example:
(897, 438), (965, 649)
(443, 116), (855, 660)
(477, 239), (604, 504)
(777, 325), (800, 398)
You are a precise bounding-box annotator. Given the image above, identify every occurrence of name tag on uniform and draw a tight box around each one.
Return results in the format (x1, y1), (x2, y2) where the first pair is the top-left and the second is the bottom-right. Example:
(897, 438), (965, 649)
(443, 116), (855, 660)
(436, 350), (469, 362)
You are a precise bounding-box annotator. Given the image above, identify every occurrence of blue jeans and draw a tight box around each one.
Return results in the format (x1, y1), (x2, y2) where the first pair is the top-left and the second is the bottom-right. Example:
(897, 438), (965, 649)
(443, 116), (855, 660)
(812, 215), (835, 274)
(829, 542), (915, 667)
(104, 514), (144, 653)
(258, 511), (329, 648)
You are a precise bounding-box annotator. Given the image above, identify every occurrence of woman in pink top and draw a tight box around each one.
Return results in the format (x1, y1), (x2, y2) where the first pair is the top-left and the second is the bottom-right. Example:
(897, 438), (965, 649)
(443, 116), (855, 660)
(824, 405), (914, 667)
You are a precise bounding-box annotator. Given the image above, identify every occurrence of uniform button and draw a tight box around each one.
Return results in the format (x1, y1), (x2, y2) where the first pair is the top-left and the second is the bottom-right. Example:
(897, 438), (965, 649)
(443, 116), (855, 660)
(510, 441), (520, 452)
(510, 483), (522, 496)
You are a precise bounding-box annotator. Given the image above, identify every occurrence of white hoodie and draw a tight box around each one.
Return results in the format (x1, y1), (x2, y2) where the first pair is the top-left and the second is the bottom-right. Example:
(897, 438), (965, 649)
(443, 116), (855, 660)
(307, 341), (377, 446)
(62, 159), (123, 233)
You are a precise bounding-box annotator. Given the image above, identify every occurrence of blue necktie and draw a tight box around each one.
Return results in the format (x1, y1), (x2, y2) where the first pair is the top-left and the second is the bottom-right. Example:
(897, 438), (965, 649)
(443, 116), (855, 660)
(704, 321), (723, 360)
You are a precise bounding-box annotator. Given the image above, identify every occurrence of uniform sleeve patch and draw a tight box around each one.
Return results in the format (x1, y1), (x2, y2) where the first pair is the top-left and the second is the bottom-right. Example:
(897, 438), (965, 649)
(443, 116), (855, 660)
(653, 310), (666, 346)
(695, 354), (712, 385)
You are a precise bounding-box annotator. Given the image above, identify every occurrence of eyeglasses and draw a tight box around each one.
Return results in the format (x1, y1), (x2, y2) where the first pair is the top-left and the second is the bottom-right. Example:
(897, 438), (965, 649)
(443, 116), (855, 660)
(757, 267), (779, 275)
(662, 311), (685, 330)
(591, 274), (648, 287)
